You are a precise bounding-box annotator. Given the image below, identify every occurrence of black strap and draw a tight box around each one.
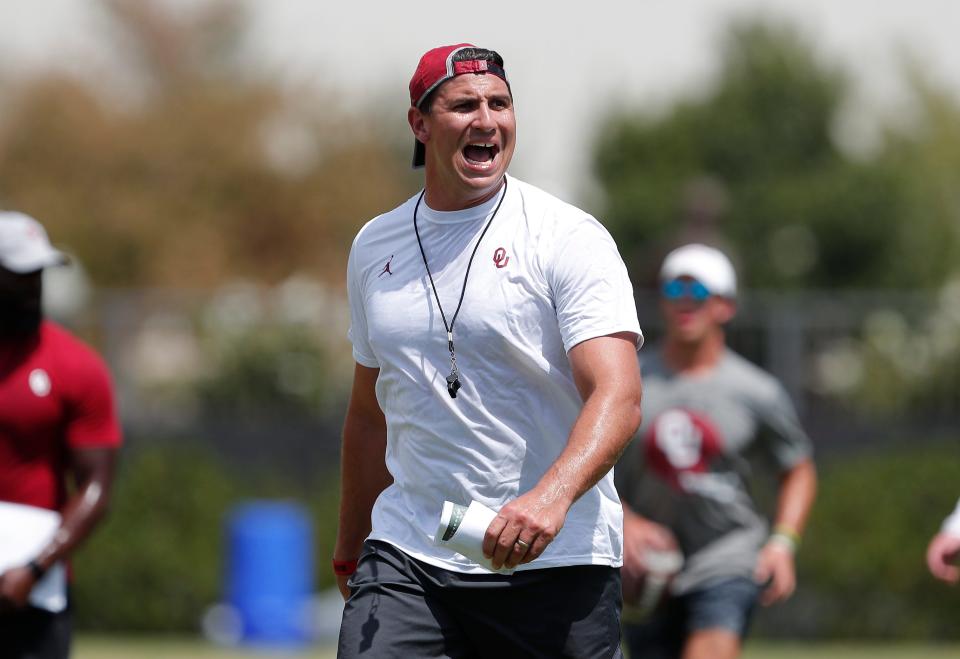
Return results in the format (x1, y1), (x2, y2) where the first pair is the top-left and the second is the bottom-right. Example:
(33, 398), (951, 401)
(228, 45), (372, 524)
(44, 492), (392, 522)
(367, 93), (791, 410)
(413, 179), (508, 397)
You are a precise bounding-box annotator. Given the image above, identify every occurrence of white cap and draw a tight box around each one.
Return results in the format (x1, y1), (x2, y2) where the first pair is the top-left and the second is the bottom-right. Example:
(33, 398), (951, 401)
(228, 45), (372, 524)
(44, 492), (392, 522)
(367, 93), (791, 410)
(0, 211), (69, 274)
(659, 243), (737, 298)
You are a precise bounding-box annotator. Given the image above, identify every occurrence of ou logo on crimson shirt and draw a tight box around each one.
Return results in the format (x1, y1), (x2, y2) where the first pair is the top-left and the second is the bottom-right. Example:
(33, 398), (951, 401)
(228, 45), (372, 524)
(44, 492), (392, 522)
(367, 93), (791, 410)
(29, 368), (52, 397)
(643, 408), (724, 491)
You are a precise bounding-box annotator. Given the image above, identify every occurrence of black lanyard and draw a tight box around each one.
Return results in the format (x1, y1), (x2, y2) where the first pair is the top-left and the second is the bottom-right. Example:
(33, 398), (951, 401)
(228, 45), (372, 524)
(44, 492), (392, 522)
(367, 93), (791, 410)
(413, 179), (508, 398)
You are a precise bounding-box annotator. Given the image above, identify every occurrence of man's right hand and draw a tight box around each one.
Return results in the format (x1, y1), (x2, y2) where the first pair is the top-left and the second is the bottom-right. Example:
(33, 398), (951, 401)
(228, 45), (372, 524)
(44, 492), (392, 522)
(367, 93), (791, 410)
(621, 513), (679, 605)
(623, 513), (679, 571)
(483, 487), (569, 571)
(0, 566), (37, 613)
(337, 574), (352, 601)
(927, 532), (960, 584)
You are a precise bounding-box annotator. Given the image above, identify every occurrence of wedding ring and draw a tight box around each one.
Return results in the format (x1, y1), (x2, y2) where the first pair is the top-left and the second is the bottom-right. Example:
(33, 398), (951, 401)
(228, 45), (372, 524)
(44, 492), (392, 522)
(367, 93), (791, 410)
(515, 539), (530, 550)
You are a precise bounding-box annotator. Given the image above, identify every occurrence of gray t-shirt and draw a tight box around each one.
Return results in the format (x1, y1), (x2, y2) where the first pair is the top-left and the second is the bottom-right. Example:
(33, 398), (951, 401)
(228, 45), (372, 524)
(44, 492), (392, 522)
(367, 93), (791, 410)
(615, 347), (812, 593)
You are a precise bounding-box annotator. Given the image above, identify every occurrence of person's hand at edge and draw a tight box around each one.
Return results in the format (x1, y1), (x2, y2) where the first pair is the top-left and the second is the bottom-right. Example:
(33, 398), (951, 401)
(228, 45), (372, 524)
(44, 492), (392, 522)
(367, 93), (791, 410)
(927, 532), (960, 584)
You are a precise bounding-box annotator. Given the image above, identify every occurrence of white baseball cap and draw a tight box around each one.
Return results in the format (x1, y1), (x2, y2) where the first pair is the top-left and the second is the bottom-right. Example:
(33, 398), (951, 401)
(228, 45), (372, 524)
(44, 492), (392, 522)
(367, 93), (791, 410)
(0, 211), (69, 274)
(659, 243), (737, 298)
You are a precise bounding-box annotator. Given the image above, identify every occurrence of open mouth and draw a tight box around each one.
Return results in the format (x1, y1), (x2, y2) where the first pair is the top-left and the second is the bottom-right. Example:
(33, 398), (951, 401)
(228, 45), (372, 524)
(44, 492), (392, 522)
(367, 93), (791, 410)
(462, 143), (499, 166)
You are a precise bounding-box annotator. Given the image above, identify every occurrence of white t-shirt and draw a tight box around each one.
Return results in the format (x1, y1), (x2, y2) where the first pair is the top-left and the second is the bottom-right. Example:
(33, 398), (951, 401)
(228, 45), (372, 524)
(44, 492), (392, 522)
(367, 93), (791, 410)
(346, 175), (642, 573)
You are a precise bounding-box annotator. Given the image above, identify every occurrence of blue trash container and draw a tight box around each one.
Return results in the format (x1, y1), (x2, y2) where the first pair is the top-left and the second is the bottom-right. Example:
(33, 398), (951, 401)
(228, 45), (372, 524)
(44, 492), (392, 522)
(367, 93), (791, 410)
(226, 500), (314, 646)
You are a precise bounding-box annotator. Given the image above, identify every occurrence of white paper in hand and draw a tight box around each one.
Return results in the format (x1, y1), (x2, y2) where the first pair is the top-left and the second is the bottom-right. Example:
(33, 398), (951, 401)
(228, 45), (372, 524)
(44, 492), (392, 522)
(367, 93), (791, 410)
(435, 500), (515, 574)
(0, 501), (68, 612)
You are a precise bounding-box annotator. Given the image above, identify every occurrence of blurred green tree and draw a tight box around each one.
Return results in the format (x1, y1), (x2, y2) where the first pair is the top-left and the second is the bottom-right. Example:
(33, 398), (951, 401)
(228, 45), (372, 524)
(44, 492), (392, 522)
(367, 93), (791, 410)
(195, 324), (346, 417)
(73, 445), (243, 632)
(880, 71), (960, 287)
(73, 444), (342, 632)
(792, 442), (960, 639)
(593, 20), (958, 291)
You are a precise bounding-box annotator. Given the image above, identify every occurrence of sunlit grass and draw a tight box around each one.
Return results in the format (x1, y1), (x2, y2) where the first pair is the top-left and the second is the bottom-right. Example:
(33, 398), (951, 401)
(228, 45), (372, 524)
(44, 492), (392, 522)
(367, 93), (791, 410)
(75, 636), (336, 659)
(75, 636), (960, 659)
(742, 642), (960, 659)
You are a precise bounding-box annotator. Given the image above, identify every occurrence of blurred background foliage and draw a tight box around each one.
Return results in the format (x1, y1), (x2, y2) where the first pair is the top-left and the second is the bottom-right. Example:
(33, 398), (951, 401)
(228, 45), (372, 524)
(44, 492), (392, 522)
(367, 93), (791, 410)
(72, 445), (341, 632)
(757, 441), (960, 640)
(0, 0), (419, 288)
(0, 0), (958, 642)
(67, 440), (960, 636)
(594, 20), (960, 292)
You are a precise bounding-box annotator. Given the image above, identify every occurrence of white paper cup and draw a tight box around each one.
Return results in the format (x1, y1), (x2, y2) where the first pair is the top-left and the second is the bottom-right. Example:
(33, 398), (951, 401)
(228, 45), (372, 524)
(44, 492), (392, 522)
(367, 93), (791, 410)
(435, 500), (514, 574)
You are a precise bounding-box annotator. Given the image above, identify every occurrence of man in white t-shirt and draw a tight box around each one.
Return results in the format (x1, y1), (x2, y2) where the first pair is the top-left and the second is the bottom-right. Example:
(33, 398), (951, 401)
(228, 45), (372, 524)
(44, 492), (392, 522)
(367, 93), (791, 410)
(927, 498), (960, 584)
(334, 43), (643, 658)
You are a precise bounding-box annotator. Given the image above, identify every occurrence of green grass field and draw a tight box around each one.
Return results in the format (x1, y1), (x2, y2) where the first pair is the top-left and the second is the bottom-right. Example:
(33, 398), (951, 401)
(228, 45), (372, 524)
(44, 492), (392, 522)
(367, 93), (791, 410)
(74, 637), (960, 658)
(75, 636), (336, 658)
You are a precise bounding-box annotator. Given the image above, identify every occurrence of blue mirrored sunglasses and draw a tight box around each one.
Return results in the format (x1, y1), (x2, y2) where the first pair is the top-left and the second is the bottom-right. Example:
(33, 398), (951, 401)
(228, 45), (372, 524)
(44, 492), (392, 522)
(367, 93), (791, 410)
(661, 278), (711, 302)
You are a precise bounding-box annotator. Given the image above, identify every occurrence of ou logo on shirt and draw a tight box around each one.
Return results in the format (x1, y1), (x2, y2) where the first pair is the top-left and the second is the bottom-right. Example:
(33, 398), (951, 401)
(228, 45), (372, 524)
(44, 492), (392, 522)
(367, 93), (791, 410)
(643, 408), (723, 490)
(29, 368), (52, 397)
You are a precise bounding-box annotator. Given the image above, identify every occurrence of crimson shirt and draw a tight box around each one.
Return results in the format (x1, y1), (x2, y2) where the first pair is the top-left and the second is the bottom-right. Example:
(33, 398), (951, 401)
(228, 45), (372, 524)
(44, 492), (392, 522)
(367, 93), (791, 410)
(0, 321), (122, 511)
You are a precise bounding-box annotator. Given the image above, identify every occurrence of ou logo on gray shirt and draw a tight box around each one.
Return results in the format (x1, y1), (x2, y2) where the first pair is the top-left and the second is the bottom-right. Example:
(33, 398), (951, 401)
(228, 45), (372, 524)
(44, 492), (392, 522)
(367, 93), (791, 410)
(645, 408), (724, 491)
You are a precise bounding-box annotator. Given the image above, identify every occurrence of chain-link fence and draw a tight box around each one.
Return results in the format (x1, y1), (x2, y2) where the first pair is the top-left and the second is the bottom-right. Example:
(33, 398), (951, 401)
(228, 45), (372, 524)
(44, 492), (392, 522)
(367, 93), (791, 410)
(637, 289), (960, 457)
(60, 285), (960, 471)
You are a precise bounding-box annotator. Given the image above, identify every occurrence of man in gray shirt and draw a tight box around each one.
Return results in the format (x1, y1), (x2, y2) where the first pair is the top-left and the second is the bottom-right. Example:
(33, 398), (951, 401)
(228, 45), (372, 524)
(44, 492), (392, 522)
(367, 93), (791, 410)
(615, 244), (817, 659)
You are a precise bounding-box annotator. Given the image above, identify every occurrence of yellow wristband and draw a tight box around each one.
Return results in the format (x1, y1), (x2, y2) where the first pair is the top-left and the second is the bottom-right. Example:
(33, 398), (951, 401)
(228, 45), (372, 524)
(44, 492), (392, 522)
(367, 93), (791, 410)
(769, 525), (801, 553)
(773, 525), (801, 544)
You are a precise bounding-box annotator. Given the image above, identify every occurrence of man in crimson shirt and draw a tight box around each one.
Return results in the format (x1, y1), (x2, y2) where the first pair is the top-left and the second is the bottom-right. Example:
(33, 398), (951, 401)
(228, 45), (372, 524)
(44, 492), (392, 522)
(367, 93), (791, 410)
(0, 211), (122, 659)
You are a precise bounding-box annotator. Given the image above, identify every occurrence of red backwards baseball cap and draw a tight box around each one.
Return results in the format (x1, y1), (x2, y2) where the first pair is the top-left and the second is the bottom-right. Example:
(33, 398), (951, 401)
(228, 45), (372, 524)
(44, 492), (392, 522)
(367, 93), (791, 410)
(409, 43), (509, 168)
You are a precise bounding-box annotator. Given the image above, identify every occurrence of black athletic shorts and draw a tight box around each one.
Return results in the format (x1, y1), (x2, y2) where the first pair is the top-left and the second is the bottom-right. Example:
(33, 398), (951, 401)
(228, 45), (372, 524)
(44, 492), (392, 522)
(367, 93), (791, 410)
(337, 539), (623, 659)
(0, 605), (71, 659)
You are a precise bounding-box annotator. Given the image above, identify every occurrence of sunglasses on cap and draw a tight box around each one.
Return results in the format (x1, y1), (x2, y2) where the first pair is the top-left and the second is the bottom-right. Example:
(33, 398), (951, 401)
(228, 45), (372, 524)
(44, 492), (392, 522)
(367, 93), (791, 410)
(661, 278), (711, 302)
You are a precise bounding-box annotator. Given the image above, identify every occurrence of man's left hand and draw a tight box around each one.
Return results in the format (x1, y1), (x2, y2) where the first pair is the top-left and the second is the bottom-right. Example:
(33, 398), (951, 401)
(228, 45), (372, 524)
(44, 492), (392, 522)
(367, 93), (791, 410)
(753, 542), (796, 606)
(0, 566), (37, 612)
(482, 490), (568, 570)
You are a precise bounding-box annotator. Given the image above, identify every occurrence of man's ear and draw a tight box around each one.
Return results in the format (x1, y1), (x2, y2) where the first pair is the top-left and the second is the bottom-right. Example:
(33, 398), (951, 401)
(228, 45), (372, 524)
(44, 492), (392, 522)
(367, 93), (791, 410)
(714, 298), (737, 325)
(408, 107), (430, 144)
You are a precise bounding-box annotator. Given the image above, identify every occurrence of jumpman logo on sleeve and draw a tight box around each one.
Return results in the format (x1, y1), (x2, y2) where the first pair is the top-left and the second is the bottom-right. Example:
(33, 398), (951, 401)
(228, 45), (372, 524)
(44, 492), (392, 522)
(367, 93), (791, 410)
(378, 255), (395, 278)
